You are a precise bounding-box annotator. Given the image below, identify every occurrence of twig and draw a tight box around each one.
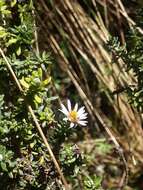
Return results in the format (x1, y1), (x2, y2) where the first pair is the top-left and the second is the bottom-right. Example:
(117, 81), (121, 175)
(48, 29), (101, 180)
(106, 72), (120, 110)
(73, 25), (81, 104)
(103, 0), (109, 29)
(31, 0), (40, 55)
(115, 0), (125, 44)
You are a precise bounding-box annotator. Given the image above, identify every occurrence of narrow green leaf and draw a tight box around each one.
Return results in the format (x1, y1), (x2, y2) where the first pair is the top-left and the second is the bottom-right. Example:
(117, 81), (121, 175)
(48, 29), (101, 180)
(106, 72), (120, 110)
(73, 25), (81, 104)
(20, 78), (29, 89)
(35, 95), (42, 103)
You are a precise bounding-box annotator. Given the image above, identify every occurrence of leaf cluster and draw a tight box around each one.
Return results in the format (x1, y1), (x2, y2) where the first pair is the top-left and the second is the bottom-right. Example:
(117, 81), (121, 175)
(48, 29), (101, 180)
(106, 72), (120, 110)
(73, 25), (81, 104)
(107, 27), (143, 112)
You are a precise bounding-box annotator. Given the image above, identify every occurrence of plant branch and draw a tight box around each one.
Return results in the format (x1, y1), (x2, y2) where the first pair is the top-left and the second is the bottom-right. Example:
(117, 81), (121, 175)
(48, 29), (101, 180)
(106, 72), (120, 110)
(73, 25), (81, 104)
(0, 47), (69, 190)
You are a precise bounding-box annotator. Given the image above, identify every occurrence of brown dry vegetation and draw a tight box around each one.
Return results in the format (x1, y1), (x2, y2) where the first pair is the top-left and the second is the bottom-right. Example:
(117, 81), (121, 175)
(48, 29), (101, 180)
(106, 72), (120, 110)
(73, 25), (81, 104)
(35, 0), (143, 189)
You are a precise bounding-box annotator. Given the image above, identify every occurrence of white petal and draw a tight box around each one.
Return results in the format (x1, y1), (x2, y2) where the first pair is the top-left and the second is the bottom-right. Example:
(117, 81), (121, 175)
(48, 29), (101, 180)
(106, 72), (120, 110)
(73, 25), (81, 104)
(74, 103), (78, 112)
(77, 106), (85, 116)
(78, 122), (87, 126)
(79, 115), (87, 120)
(67, 99), (72, 111)
(79, 120), (88, 124)
(70, 122), (75, 128)
(78, 120), (88, 126)
(60, 104), (69, 115)
(79, 113), (88, 119)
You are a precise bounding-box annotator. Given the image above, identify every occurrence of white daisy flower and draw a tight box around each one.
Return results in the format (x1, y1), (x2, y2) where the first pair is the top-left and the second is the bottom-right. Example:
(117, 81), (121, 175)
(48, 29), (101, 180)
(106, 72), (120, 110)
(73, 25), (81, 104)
(59, 99), (88, 128)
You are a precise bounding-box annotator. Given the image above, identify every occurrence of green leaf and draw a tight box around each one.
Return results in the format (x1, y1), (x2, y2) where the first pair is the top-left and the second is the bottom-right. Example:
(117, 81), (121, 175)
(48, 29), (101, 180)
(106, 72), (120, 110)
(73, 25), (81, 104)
(84, 175), (102, 189)
(8, 172), (14, 178)
(0, 1), (5, 7)
(16, 46), (21, 56)
(47, 96), (58, 101)
(43, 77), (51, 85)
(38, 68), (42, 78)
(20, 78), (29, 89)
(0, 5), (7, 11)
(94, 176), (102, 188)
(1, 162), (7, 171)
(35, 95), (42, 103)
(30, 142), (35, 149)
(6, 38), (17, 46)
(39, 156), (44, 165)
(11, 0), (17, 7)
(0, 154), (3, 161)
(18, 169), (24, 176)
(1, 9), (11, 15)
(0, 26), (7, 38)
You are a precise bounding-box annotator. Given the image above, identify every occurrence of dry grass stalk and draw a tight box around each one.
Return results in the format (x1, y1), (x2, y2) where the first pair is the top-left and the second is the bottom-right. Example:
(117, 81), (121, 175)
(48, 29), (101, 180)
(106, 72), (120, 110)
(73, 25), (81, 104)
(36, 0), (143, 187)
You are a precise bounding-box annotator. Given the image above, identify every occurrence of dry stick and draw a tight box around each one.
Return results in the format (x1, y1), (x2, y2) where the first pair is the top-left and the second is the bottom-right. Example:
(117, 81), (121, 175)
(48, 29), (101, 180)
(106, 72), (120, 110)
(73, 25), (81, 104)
(96, 0), (143, 35)
(103, 0), (109, 29)
(32, 7), (40, 55)
(54, 5), (91, 97)
(49, 7), (91, 98)
(108, 0), (143, 35)
(92, 0), (109, 40)
(115, 0), (125, 44)
(61, 0), (90, 51)
(0, 47), (69, 190)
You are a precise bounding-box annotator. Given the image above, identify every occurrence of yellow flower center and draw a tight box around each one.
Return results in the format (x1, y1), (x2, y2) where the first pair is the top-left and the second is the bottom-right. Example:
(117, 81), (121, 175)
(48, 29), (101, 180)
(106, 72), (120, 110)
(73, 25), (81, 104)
(68, 111), (78, 122)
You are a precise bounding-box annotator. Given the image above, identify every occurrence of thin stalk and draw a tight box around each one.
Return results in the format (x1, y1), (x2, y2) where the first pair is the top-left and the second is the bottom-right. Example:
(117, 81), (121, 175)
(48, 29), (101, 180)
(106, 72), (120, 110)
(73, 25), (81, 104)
(31, 1), (40, 55)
